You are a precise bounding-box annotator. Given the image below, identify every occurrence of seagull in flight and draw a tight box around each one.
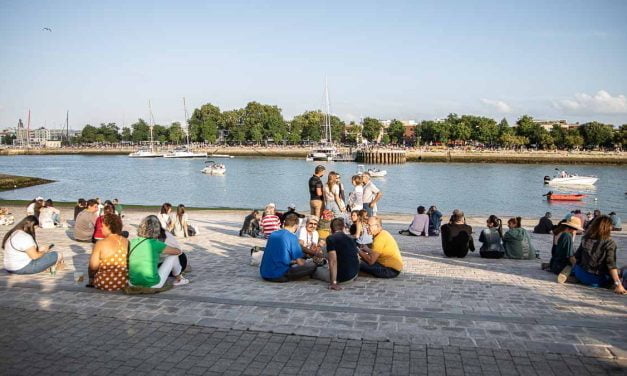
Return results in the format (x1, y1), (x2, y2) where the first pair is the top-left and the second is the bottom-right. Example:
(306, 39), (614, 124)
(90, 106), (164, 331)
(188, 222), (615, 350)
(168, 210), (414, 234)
(42, 27), (52, 32)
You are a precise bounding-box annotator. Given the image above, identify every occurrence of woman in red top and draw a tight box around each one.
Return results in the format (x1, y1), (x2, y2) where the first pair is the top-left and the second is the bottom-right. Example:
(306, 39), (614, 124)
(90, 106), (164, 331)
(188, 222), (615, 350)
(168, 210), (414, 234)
(93, 203), (115, 241)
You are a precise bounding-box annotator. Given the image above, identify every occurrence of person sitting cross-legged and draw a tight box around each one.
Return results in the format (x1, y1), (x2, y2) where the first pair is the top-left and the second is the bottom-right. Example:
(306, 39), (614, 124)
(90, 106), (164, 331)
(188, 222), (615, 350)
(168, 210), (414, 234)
(88, 213), (129, 291)
(545, 217), (582, 283)
(399, 205), (429, 236)
(313, 218), (360, 290)
(260, 213), (317, 282)
(441, 210), (475, 258)
(358, 216), (403, 278)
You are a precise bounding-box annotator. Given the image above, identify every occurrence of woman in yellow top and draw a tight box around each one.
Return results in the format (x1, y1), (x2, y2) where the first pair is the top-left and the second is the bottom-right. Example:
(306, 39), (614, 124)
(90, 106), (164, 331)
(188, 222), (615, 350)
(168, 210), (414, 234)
(88, 213), (129, 291)
(358, 216), (403, 278)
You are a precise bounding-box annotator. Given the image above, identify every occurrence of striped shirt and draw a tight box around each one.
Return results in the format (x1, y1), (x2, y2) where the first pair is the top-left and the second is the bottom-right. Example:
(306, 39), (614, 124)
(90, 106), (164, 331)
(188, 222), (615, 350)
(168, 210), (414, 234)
(261, 215), (281, 237)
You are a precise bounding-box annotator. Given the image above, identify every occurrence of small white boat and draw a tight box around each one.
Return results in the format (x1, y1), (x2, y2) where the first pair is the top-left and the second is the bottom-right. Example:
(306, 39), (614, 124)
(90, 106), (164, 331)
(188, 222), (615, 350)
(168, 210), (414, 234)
(209, 154), (234, 159)
(129, 148), (161, 158)
(163, 146), (207, 158)
(306, 145), (338, 161)
(201, 161), (226, 175)
(544, 171), (597, 186)
(357, 165), (387, 177)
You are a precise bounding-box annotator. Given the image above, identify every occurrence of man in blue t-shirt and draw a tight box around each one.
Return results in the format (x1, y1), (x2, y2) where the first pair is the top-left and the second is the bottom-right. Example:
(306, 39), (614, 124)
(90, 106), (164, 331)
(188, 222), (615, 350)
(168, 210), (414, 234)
(260, 214), (317, 282)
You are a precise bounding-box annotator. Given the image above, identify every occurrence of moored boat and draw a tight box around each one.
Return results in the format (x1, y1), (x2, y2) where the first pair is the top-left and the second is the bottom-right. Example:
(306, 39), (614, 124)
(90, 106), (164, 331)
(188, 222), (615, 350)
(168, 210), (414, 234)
(201, 160), (226, 175)
(544, 170), (598, 186)
(545, 192), (586, 201)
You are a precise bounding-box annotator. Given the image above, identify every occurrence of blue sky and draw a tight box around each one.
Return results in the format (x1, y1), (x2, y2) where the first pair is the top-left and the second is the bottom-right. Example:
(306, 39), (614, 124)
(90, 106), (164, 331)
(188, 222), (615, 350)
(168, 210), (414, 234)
(1, 0), (626, 130)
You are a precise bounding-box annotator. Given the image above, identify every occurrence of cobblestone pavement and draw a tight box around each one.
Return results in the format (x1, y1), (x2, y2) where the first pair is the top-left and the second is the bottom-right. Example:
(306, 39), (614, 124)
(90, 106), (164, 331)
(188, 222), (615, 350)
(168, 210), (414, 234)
(0, 207), (626, 366)
(1, 307), (625, 375)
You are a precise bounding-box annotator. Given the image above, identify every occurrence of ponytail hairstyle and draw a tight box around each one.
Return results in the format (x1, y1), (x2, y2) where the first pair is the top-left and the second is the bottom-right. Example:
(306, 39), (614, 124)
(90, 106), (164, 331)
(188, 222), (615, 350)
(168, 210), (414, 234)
(487, 215), (503, 238)
(507, 217), (517, 228)
(516, 217), (522, 228)
(177, 204), (186, 225)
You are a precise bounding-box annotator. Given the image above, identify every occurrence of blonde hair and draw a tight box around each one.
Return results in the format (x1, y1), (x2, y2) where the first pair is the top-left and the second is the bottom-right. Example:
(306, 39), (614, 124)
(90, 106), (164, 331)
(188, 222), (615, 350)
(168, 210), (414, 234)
(138, 215), (162, 239)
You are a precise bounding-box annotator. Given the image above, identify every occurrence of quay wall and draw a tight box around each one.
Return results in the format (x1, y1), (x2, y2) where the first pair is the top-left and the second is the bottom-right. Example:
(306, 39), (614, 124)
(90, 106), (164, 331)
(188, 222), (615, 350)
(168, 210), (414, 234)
(1, 147), (626, 164)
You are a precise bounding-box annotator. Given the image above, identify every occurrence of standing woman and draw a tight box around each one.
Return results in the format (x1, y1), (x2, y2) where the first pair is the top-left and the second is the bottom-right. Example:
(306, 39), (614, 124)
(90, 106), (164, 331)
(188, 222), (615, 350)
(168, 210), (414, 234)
(324, 172), (345, 217)
(171, 204), (189, 238)
(158, 203), (173, 231)
(88, 213), (129, 291)
(3, 215), (63, 275)
(573, 216), (626, 294)
(479, 215), (504, 259)
(347, 175), (364, 211)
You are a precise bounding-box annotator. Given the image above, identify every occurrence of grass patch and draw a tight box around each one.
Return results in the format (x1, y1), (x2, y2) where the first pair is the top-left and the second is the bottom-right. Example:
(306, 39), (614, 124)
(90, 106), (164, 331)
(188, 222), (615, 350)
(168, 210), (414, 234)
(0, 174), (55, 191)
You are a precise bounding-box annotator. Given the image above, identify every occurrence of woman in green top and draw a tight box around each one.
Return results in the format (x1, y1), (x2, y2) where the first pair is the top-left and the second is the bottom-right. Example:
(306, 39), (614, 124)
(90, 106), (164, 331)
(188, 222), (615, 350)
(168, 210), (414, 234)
(502, 217), (537, 260)
(129, 215), (189, 288)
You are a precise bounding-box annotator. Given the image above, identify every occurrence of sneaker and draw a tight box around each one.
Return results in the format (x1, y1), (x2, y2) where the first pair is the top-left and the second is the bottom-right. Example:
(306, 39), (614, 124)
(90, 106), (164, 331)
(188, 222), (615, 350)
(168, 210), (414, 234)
(173, 277), (189, 286)
(557, 265), (572, 284)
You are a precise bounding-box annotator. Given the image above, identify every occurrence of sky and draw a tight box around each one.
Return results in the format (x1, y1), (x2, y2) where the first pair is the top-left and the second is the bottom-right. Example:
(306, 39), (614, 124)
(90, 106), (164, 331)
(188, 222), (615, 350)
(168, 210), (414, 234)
(1, 0), (626, 131)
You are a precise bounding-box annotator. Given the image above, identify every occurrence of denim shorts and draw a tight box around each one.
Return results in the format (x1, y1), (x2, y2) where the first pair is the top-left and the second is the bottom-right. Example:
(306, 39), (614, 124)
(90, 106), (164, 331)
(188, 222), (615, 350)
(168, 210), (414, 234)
(11, 251), (59, 275)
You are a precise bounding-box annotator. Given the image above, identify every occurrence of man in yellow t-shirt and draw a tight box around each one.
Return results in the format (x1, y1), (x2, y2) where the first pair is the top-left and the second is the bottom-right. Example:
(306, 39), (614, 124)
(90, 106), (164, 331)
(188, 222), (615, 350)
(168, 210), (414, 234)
(358, 216), (403, 278)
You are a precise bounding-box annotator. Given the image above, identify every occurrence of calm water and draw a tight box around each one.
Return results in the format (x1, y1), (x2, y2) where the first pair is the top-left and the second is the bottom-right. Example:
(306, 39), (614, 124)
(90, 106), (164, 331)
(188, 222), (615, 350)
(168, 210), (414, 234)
(1, 155), (625, 218)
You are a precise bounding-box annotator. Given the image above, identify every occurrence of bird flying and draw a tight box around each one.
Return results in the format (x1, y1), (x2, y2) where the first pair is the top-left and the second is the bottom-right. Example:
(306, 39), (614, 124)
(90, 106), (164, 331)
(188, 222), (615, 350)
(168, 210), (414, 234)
(43, 27), (52, 32)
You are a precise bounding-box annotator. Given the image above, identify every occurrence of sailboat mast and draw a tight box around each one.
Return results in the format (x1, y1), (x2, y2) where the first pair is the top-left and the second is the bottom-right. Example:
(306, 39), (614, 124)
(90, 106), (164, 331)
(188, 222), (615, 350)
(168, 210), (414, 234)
(148, 100), (155, 152)
(324, 79), (331, 144)
(27, 109), (31, 147)
(183, 97), (190, 146)
(66, 110), (69, 144)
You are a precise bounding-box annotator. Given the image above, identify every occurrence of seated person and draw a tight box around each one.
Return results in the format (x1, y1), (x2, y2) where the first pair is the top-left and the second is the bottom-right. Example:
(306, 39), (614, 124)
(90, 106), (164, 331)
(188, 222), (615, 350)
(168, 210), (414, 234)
(280, 204), (306, 227)
(93, 203), (115, 241)
(74, 198), (86, 221)
(358, 216), (403, 278)
(260, 203), (281, 238)
(260, 213), (317, 282)
(354, 209), (373, 246)
(298, 216), (322, 258)
(440, 210), (475, 258)
(313, 218), (360, 289)
(573, 215), (626, 294)
(609, 212), (622, 231)
(479, 215), (504, 259)
(316, 209), (334, 242)
(545, 217), (582, 283)
(240, 209), (261, 237)
(128, 215), (189, 288)
(399, 206), (429, 236)
(427, 206), (442, 236)
(533, 212), (554, 234)
(502, 217), (536, 260)
(88, 213), (129, 291)
(39, 199), (61, 229)
(74, 199), (99, 242)
(158, 203), (173, 231)
(3, 216), (62, 274)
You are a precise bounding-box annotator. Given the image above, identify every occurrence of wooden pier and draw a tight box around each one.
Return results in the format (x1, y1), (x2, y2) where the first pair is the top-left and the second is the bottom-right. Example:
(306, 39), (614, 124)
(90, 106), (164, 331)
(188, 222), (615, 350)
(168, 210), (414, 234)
(356, 149), (406, 164)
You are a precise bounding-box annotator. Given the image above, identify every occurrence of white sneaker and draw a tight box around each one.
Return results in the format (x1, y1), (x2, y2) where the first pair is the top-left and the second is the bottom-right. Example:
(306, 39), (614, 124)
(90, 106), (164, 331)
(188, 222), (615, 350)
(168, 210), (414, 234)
(173, 277), (189, 286)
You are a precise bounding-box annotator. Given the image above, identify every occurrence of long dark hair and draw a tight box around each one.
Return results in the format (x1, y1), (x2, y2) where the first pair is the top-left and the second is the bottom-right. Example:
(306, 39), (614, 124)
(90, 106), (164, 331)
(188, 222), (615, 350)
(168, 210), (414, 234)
(2, 216), (39, 250)
(487, 215), (503, 238)
(176, 204), (186, 224)
(160, 203), (172, 215)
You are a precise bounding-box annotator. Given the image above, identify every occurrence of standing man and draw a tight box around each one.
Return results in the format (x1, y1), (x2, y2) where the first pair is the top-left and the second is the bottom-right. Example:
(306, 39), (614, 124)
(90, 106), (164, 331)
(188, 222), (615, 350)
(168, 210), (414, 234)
(362, 172), (382, 217)
(309, 165), (326, 217)
(358, 216), (403, 278)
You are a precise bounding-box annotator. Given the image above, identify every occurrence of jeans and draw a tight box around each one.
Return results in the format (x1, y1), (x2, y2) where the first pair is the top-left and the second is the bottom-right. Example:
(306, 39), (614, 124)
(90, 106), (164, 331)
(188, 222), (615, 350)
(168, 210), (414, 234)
(264, 263), (317, 282)
(364, 204), (375, 217)
(359, 261), (400, 278)
(573, 265), (611, 287)
(11, 251), (59, 275)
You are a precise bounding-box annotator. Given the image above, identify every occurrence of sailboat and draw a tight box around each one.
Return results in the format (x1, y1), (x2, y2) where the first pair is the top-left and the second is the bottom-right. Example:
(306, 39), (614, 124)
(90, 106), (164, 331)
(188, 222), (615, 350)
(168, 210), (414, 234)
(163, 97), (207, 158)
(305, 79), (339, 162)
(129, 100), (162, 158)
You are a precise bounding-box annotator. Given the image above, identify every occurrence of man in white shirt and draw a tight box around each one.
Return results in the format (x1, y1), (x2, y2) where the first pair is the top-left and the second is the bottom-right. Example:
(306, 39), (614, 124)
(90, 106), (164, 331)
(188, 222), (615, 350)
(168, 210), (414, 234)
(362, 172), (382, 217)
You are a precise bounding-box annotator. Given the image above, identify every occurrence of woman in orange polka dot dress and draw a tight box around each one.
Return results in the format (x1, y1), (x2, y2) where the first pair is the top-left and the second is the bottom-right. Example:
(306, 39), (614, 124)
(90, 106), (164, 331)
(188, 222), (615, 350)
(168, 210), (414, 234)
(88, 213), (129, 291)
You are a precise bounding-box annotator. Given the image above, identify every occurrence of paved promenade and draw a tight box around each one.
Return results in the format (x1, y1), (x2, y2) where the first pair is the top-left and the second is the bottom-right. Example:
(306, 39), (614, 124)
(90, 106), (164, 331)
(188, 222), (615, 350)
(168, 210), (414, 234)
(0, 207), (626, 374)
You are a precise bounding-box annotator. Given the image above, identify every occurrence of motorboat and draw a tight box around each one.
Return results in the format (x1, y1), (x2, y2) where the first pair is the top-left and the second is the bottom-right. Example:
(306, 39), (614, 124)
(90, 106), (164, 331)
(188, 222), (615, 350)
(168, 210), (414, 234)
(128, 148), (161, 158)
(306, 145), (339, 161)
(357, 165), (387, 177)
(544, 191), (586, 201)
(544, 170), (598, 186)
(201, 160), (226, 175)
(163, 146), (207, 158)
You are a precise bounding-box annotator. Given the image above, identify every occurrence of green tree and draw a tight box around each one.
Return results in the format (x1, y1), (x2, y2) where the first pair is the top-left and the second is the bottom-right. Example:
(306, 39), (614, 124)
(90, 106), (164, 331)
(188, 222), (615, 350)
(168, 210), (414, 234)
(242, 101), (287, 142)
(81, 124), (98, 143)
(515, 115), (546, 146)
(615, 124), (627, 149)
(450, 121), (471, 142)
(293, 111), (323, 142)
(330, 115), (345, 143)
(168, 122), (185, 144)
(564, 129), (584, 149)
(131, 119), (150, 143)
(2, 134), (16, 145)
(387, 119), (405, 144)
(189, 103), (221, 143)
(498, 118), (510, 135)
(343, 122), (362, 144)
(152, 124), (168, 143)
(499, 133), (528, 148)
(362, 117), (382, 142)
(220, 109), (246, 143)
(462, 115), (498, 144)
(550, 125), (567, 148)
(579, 122), (614, 148)
(120, 127), (132, 142)
(98, 123), (120, 143)
(419, 120), (450, 143)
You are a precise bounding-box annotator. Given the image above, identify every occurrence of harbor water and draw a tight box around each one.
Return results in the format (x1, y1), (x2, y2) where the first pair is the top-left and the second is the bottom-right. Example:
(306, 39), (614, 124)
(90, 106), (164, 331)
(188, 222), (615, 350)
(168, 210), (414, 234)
(0, 155), (625, 218)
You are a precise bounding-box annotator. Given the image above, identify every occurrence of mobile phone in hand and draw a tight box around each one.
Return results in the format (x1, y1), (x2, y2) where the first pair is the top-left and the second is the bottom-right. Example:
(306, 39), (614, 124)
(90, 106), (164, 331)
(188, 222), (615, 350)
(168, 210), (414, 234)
(48, 243), (55, 250)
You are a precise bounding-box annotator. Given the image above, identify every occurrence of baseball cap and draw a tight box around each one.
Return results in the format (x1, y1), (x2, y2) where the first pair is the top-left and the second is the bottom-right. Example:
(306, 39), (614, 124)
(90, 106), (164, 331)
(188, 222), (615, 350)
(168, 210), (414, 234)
(288, 203), (296, 210)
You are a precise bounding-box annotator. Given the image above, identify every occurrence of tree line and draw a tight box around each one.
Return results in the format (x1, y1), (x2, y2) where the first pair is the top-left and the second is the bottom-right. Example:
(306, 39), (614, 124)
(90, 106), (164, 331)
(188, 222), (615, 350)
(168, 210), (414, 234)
(70, 101), (626, 149)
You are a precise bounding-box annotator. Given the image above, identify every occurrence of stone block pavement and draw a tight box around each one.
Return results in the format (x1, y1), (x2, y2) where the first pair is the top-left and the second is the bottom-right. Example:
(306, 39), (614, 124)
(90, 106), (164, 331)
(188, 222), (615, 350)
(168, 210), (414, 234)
(0, 206), (626, 374)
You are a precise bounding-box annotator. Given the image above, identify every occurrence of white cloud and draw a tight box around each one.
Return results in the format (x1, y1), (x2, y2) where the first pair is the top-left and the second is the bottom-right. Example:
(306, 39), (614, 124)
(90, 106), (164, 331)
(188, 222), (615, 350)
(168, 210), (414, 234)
(553, 90), (627, 114)
(480, 98), (512, 113)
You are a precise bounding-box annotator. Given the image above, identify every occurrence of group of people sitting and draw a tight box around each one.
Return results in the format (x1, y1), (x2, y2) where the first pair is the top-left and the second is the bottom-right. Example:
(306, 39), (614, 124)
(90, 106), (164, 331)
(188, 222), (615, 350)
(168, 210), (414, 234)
(2, 198), (192, 292)
(534, 210), (623, 234)
(398, 205), (442, 236)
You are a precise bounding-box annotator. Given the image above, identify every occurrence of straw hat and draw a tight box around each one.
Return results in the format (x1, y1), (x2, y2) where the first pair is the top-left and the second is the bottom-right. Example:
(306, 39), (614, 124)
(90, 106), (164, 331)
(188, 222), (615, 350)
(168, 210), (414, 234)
(563, 216), (583, 231)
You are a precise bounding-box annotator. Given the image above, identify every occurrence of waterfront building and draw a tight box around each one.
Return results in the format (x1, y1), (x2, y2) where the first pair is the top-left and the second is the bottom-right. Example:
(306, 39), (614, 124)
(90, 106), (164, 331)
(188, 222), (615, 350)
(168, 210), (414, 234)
(532, 119), (579, 132)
